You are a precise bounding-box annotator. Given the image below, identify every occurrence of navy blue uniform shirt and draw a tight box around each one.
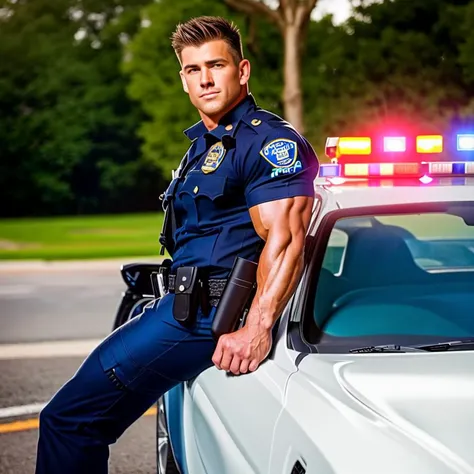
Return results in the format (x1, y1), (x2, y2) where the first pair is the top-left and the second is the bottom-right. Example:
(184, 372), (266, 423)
(163, 94), (319, 278)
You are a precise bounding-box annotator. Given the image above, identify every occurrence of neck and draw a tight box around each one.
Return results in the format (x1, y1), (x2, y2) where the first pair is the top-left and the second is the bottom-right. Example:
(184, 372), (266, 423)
(200, 89), (249, 131)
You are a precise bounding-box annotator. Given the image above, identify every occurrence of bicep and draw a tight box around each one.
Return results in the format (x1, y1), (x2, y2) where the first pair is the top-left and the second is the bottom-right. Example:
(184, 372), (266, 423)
(249, 196), (314, 242)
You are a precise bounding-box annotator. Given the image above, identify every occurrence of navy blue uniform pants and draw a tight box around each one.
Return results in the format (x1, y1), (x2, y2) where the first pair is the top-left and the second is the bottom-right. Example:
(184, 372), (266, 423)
(35, 293), (216, 474)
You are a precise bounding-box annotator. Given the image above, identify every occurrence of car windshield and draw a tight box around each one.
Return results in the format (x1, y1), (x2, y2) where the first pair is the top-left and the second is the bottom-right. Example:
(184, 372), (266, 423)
(310, 204), (474, 352)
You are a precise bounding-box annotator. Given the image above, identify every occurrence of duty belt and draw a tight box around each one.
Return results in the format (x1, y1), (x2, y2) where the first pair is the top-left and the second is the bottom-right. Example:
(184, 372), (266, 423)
(168, 274), (227, 307)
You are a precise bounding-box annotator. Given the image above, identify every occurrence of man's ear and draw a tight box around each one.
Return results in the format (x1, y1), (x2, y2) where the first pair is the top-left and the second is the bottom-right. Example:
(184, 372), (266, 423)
(180, 70), (189, 94)
(239, 59), (251, 86)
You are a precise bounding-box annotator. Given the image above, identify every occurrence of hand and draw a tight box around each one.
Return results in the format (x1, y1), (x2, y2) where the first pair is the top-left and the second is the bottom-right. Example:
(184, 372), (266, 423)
(212, 325), (272, 375)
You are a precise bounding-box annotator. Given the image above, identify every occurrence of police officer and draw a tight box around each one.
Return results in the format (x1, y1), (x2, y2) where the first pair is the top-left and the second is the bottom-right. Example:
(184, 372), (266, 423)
(35, 16), (319, 473)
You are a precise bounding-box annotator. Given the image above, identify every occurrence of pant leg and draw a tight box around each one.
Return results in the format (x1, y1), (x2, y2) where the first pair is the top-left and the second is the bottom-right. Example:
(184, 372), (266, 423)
(36, 294), (216, 474)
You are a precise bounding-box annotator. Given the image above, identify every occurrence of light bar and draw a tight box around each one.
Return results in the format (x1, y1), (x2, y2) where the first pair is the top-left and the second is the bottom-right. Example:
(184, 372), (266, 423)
(338, 137), (372, 155)
(318, 160), (474, 180)
(429, 161), (474, 175)
(457, 134), (474, 151)
(343, 163), (421, 177)
(384, 137), (406, 152)
(416, 135), (443, 153)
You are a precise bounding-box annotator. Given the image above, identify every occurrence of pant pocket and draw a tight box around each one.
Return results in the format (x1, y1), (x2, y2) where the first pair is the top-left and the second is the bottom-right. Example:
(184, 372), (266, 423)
(98, 331), (179, 396)
(98, 334), (141, 391)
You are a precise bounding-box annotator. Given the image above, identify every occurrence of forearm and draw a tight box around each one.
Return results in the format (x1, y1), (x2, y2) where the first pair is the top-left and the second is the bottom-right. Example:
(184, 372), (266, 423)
(246, 233), (305, 331)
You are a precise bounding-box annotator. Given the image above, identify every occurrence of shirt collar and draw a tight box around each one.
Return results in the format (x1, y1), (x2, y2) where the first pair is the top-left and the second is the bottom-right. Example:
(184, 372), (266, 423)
(183, 94), (257, 141)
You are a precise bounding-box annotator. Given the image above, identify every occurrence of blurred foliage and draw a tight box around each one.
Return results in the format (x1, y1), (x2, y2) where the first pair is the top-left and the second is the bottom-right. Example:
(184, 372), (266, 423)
(303, 0), (474, 146)
(0, 0), (166, 217)
(2, 0), (474, 217)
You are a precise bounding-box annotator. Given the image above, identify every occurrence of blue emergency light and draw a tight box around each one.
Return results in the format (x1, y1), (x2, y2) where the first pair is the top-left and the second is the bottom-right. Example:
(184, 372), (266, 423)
(458, 134), (474, 151)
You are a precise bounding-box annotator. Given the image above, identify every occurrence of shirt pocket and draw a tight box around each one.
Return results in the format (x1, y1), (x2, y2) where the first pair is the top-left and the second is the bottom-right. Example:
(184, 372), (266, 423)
(177, 172), (227, 231)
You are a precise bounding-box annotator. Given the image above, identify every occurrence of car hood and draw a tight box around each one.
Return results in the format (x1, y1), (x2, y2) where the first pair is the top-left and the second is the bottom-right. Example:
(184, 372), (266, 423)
(329, 351), (474, 471)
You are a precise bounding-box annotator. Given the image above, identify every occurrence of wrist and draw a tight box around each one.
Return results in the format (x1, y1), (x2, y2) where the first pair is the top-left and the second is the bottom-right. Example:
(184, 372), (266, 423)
(245, 296), (277, 332)
(246, 313), (274, 333)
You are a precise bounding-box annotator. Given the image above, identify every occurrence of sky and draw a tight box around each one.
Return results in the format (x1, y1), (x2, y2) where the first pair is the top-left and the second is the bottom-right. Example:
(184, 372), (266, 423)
(313, 0), (353, 24)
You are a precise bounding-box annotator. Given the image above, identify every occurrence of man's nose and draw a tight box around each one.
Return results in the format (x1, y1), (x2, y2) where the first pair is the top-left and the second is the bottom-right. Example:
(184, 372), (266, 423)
(200, 68), (214, 88)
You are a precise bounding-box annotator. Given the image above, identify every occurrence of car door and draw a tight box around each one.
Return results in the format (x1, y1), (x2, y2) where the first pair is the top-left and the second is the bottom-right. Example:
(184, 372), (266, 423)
(182, 308), (300, 474)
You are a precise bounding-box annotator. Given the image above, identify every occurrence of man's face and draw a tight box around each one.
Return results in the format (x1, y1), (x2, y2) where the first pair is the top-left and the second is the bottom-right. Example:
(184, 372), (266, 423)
(179, 40), (250, 120)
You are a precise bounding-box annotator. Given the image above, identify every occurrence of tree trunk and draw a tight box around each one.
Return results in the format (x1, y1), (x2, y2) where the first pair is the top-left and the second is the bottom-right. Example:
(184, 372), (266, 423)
(283, 23), (304, 133)
(223, 0), (318, 134)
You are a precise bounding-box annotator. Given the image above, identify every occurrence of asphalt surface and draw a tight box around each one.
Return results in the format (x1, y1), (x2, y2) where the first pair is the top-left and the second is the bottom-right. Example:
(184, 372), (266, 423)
(0, 260), (161, 474)
(0, 260), (132, 343)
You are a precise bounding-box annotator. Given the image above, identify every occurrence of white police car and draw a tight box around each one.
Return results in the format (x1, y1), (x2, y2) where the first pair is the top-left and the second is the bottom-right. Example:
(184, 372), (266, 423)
(158, 132), (474, 474)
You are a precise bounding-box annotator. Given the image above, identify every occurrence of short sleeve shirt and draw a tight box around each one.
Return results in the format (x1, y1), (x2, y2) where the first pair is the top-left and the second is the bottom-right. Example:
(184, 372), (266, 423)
(163, 94), (319, 277)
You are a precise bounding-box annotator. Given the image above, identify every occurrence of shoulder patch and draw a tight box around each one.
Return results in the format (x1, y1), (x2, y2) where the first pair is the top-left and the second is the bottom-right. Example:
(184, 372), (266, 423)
(260, 138), (298, 168)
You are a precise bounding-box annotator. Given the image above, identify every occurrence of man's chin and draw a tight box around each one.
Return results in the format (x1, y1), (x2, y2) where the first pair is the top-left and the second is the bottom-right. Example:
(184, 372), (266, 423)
(200, 101), (225, 117)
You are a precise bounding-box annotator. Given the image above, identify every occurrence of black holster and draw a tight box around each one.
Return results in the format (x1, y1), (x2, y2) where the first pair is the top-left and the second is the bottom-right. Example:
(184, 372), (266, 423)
(211, 257), (258, 340)
(172, 266), (202, 326)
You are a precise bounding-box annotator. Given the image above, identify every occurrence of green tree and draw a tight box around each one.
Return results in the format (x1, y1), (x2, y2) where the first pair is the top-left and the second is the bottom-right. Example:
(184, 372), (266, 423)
(0, 0), (95, 215)
(69, 0), (164, 214)
(303, 0), (474, 146)
(0, 0), (157, 217)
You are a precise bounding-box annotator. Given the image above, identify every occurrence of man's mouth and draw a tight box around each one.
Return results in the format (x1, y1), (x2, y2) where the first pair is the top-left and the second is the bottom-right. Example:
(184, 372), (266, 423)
(201, 91), (219, 99)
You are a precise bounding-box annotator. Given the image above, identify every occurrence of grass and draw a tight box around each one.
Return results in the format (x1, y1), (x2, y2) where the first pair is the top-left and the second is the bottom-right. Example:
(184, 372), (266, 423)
(0, 213), (165, 260)
(1, 211), (472, 261)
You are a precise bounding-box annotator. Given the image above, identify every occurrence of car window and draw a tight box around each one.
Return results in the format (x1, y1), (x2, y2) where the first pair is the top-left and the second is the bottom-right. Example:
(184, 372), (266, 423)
(310, 209), (474, 349)
(321, 228), (348, 275)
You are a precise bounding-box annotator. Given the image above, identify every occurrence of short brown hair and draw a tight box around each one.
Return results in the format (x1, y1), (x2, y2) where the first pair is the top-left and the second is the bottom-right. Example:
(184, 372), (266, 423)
(171, 16), (243, 65)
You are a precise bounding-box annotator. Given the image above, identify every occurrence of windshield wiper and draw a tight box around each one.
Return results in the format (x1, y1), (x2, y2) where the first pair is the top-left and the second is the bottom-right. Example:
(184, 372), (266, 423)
(350, 340), (474, 354)
(349, 345), (427, 354)
(416, 340), (474, 352)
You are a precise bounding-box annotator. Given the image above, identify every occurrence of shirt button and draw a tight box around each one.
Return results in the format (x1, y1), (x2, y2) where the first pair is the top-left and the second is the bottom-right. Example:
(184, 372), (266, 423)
(225, 124), (233, 131)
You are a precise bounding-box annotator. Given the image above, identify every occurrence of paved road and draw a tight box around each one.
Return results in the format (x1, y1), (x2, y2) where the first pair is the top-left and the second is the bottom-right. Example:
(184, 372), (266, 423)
(0, 259), (159, 343)
(0, 356), (158, 474)
(0, 260), (161, 474)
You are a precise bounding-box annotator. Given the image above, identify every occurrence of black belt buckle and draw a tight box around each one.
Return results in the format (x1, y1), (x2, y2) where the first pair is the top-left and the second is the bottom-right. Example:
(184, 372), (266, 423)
(172, 266), (200, 326)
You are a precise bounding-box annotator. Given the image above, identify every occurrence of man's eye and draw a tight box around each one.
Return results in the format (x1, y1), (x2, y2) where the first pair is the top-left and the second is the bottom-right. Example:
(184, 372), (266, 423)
(213, 63), (224, 68)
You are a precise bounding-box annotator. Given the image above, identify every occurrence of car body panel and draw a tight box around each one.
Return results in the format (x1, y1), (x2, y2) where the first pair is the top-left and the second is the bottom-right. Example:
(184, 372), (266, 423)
(271, 352), (474, 474)
(181, 355), (297, 474)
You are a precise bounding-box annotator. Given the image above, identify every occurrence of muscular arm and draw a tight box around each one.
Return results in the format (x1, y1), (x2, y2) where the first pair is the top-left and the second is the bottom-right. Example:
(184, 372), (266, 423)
(212, 195), (314, 375)
(246, 195), (313, 331)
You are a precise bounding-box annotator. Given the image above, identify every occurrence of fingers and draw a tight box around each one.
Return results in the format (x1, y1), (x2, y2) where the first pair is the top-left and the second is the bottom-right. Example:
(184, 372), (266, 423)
(212, 342), (223, 369)
(229, 356), (242, 375)
(238, 359), (251, 374)
(212, 331), (265, 375)
(249, 359), (259, 372)
(220, 350), (233, 372)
